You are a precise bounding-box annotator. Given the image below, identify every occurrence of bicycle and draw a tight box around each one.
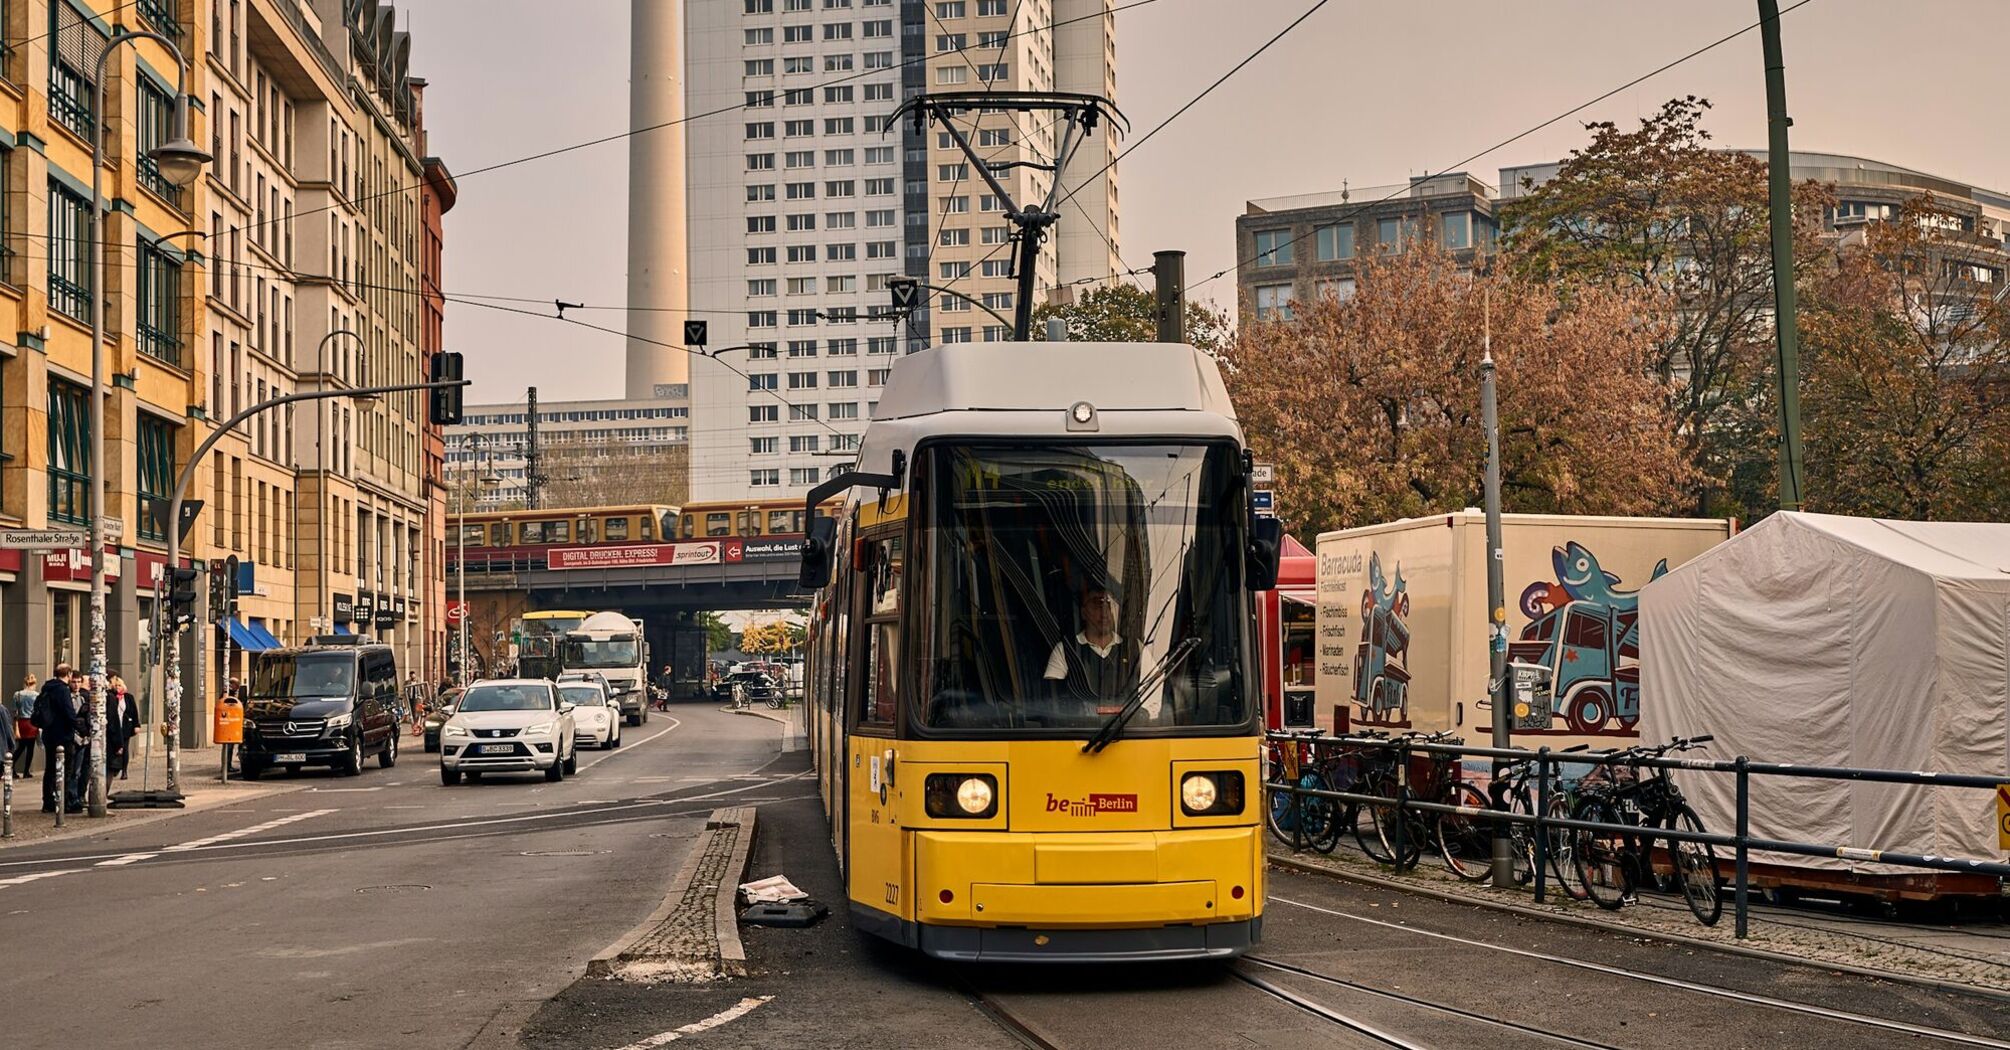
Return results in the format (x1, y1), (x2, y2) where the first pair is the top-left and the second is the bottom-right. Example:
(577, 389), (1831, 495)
(1493, 743), (1593, 896)
(1266, 729), (1343, 853)
(1354, 731), (1490, 880)
(1571, 735), (1722, 925)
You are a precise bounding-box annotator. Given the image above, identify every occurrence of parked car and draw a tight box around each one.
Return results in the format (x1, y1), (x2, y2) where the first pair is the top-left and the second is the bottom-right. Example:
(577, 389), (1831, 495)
(439, 679), (578, 785)
(241, 642), (401, 779)
(423, 687), (464, 753)
(713, 670), (778, 707)
(557, 680), (622, 750)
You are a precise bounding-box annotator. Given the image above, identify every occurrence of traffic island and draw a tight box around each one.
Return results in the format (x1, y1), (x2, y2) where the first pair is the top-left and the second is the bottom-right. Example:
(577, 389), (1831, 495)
(589, 805), (757, 982)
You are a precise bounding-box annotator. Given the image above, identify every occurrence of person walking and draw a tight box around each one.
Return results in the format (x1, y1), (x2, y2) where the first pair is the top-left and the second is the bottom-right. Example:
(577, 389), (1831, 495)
(67, 669), (95, 808)
(104, 674), (138, 780)
(37, 665), (81, 814)
(10, 674), (37, 777)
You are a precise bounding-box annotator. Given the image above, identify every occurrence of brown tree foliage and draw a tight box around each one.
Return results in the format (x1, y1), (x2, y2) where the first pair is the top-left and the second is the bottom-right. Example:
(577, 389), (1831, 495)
(1221, 244), (1691, 538)
(1501, 97), (1832, 516)
(1799, 197), (2010, 519)
(1031, 283), (1233, 355)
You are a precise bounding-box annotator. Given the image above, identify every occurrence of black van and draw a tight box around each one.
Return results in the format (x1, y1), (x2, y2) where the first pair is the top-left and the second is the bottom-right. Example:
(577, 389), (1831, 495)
(241, 641), (401, 778)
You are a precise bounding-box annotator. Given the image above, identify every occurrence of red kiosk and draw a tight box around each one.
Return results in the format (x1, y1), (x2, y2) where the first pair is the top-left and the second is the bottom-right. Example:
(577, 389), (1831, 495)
(1256, 535), (1319, 732)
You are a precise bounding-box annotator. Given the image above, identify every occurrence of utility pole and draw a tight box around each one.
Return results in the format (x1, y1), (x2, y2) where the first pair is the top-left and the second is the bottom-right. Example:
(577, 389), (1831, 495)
(1760, 0), (1805, 511)
(1480, 283), (1514, 889)
(1153, 250), (1186, 344)
(524, 386), (544, 510)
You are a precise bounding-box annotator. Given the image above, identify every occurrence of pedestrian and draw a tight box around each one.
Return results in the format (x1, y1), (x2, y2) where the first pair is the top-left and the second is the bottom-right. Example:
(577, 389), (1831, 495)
(68, 669), (95, 807)
(10, 674), (36, 777)
(36, 664), (81, 814)
(105, 674), (138, 780)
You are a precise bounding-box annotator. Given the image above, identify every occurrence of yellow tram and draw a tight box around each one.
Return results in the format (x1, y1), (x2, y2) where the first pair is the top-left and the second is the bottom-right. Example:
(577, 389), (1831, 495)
(799, 341), (1284, 961)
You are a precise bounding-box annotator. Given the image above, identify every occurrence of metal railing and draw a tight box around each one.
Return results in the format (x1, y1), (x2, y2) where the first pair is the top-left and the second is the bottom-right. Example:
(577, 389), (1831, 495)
(1266, 729), (2010, 938)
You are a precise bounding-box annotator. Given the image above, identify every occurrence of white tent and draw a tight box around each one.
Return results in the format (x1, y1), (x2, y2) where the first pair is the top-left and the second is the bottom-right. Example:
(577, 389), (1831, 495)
(1639, 512), (2010, 871)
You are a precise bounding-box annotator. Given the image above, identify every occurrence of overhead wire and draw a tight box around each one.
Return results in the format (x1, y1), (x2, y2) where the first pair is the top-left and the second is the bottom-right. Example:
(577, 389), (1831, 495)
(1180, 0), (1824, 293)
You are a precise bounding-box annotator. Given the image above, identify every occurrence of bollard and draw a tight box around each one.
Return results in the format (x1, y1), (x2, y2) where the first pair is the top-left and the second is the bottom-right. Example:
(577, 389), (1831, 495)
(54, 746), (65, 829)
(1534, 746), (1550, 903)
(2, 746), (12, 839)
(1735, 756), (1750, 939)
(1393, 740), (1411, 870)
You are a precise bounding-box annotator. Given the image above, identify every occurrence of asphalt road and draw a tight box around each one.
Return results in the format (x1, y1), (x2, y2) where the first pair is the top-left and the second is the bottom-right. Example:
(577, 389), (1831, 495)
(0, 705), (800, 1050)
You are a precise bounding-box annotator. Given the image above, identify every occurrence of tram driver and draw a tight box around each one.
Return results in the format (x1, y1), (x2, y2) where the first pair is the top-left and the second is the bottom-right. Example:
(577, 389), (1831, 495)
(1043, 582), (1140, 715)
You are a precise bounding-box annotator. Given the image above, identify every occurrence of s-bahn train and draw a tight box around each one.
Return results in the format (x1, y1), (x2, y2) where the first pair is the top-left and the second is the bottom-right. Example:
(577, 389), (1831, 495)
(454, 502), (845, 573)
(798, 340), (1283, 962)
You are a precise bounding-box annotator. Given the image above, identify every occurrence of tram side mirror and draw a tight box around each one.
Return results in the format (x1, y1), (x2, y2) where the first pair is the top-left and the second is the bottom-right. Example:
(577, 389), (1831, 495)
(1247, 516), (1284, 591)
(799, 515), (839, 590)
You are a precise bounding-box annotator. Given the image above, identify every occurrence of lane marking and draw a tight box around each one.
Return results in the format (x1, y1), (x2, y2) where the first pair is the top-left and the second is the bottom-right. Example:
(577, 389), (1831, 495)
(161, 809), (339, 853)
(576, 718), (682, 774)
(307, 787), (382, 793)
(612, 996), (773, 1049)
(0, 773), (814, 869)
(95, 853), (159, 867)
(1270, 895), (2010, 1049)
(0, 869), (83, 888)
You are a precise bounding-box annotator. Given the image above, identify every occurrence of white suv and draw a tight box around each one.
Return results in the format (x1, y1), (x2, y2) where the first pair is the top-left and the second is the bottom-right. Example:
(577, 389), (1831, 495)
(439, 679), (578, 785)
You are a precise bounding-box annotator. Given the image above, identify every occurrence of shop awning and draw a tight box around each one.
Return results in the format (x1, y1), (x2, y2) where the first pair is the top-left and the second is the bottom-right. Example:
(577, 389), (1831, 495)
(248, 621), (283, 649)
(224, 618), (271, 651)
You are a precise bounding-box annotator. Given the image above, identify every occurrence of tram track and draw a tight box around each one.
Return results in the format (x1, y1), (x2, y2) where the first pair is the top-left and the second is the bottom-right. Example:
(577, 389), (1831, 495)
(1271, 894), (2010, 1049)
(1235, 955), (1622, 1049)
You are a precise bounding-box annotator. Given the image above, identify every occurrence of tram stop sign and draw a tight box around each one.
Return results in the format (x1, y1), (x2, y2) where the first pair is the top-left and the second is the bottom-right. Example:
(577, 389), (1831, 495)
(889, 277), (919, 312)
(683, 320), (708, 348)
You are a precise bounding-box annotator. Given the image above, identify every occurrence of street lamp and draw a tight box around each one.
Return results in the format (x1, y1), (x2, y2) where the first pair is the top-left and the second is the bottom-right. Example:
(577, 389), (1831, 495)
(456, 459), (501, 688)
(88, 32), (211, 817)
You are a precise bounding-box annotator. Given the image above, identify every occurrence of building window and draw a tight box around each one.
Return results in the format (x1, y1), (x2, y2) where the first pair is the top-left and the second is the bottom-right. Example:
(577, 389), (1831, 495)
(136, 78), (186, 208)
(830, 402), (860, 419)
(48, 2), (103, 139)
(751, 469), (780, 487)
(750, 373), (778, 391)
(1253, 229), (1293, 267)
(1441, 212), (1471, 249)
(1255, 284), (1296, 322)
(1378, 216), (1418, 253)
(750, 437), (778, 454)
(137, 415), (176, 541)
(137, 240), (182, 365)
(750, 404), (779, 422)
(1315, 223), (1354, 261)
(47, 379), (90, 525)
(790, 435), (819, 453)
(47, 179), (92, 322)
(1315, 277), (1356, 302)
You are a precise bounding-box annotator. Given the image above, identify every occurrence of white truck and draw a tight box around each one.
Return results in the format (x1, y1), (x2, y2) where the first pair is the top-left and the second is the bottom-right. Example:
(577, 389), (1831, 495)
(1314, 511), (1732, 746)
(561, 611), (652, 726)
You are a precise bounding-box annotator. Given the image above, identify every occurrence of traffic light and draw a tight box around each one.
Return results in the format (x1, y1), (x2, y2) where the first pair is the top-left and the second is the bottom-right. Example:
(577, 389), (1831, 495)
(429, 351), (464, 425)
(225, 555), (241, 618)
(167, 567), (200, 626)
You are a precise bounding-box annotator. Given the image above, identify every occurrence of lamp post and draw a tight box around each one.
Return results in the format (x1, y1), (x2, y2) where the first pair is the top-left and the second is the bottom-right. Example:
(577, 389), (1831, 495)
(456, 459), (500, 687)
(88, 32), (211, 817)
(161, 376), (468, 792)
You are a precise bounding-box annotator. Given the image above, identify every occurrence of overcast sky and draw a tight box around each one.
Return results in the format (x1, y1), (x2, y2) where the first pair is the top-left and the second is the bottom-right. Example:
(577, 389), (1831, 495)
(402, 0), (2007, 403)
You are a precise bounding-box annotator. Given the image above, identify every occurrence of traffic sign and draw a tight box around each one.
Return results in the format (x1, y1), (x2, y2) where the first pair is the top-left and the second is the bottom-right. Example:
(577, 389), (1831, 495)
(889, 277), (919, 312)
(446, 601), (470, 625)
(0, 528), (89, 550)
(149, 500), (204, 544)
(1252, 490), (1275, 512)
(1251, 463), (1275, 484)
(683, 319), (708, 347)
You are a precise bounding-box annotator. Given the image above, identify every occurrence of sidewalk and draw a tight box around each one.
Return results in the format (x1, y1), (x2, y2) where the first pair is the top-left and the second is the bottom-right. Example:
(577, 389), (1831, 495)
(1, 740), (310, 849)
(728, 701), (806, 753)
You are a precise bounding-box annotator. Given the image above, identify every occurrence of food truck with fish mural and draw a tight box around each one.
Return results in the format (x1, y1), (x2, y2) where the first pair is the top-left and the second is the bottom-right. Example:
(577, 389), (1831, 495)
(1314, 512), (1732, 741)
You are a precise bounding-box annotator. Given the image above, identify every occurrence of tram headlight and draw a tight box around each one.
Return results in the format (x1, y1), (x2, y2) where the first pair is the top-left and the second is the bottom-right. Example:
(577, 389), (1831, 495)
(925, 773), (999, 819)
(1180, 771), (1245, 817)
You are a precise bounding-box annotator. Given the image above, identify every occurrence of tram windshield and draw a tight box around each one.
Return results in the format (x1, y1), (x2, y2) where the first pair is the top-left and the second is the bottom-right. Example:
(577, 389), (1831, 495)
(921, 442), (1250, 734)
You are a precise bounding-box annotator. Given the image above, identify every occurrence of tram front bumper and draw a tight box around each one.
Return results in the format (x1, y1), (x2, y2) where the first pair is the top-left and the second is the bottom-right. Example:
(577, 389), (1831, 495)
(902, 825), (1263, 960)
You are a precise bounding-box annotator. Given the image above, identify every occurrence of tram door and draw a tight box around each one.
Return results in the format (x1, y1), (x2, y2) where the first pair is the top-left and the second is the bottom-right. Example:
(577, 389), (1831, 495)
(846, 526), (909, 919)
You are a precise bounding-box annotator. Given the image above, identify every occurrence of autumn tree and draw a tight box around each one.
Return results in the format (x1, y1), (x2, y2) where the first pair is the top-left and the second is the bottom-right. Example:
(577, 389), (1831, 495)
(1500, 96), (1832, 517)
(1031, 283), (1233, 355)
(1221, 243), (1691, 538)
(1798, 197), (2010, 518)
(739, 619), (806, 655)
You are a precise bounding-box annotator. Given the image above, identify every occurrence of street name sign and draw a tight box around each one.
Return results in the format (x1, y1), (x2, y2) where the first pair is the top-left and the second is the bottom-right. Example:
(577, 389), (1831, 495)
(0, 528), (89, 549)
(1251, 463), (1275, 484)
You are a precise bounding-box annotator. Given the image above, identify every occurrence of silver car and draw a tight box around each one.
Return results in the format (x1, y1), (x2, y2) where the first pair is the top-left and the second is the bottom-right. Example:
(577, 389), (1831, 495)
(439, 679), (578, 785)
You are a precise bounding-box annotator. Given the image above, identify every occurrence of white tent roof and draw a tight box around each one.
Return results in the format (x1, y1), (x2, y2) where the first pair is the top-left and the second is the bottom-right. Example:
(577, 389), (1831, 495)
(1767, 512), (2010, 583)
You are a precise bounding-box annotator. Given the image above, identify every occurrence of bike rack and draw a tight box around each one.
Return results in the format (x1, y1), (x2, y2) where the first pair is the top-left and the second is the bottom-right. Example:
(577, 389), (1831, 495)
(1266, 730), (2010, 938)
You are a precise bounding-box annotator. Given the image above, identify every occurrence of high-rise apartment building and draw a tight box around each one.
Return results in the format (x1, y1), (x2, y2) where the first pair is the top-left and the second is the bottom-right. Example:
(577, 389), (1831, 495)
(680, 0), (1121, 502)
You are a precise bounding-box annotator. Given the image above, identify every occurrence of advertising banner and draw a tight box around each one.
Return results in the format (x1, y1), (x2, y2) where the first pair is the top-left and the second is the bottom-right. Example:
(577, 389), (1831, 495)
(547, 541), (723, 570)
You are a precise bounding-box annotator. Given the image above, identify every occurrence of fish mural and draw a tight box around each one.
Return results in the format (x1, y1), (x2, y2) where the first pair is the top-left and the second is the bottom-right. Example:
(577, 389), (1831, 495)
(1509, 541), (1668, 735)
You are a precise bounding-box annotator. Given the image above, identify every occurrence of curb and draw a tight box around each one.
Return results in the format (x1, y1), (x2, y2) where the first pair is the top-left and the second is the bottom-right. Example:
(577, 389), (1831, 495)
(588, 805), (758, 982)
(727, 705), (793, 726)
(1266, 851), (2010, 1004)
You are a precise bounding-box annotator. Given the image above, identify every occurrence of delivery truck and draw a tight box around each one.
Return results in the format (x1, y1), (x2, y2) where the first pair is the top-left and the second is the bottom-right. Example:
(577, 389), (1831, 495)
(1314, 512), (1732, 744)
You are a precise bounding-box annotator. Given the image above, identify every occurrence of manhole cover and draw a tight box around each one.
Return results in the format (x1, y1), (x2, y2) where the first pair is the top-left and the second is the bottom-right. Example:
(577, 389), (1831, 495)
(518, 849), (609, 857)
(355, 884), (431, 894)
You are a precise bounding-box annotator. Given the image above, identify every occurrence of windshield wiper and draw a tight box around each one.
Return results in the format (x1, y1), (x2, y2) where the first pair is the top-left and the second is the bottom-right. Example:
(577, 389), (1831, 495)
(1083, 636), (1200, 755)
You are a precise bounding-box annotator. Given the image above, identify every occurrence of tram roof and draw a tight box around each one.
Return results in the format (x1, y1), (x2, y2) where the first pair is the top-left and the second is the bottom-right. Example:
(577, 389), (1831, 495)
(854, 342), (1242, 476)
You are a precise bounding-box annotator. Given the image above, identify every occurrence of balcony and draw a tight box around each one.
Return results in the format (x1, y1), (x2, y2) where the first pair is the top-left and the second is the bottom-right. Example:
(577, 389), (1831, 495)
(136, 0), (185, 49)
